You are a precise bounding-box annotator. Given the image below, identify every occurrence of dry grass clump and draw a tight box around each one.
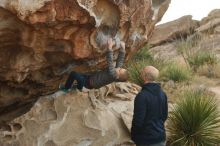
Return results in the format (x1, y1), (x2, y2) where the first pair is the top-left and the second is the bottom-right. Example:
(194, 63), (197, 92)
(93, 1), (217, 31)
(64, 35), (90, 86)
(197, 63), (220, 78)
(161, 62), (192, 82)
(176, 35), (219, 75)
(127, 44), (167, 85)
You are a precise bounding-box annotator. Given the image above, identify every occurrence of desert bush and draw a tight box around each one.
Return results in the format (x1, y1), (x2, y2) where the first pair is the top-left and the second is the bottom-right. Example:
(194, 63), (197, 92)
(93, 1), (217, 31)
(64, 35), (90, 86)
(127, 60), (146, 86)
(127, 59), (169, 85)
(167, 89), (220, 146)
(127, 44), (168, 85)
(176, 37), (218, 71)
(162, 62), (192, 82)
(187, 51), (218, 70)
(197, 63), (220, 78)
(127, 45), (152, 85)
(176, 35), (199, 67)
(131, 44), (152, 61)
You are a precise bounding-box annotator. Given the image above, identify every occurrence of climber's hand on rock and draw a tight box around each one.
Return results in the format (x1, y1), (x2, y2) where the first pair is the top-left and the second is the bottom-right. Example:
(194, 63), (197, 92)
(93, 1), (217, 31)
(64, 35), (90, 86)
(120, 41), (126, 52)
(107, 38), (114, 51)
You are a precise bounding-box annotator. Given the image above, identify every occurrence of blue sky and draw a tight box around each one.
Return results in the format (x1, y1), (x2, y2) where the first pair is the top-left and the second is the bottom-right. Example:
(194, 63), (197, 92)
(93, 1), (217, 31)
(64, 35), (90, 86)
(159, 0), (220, 24)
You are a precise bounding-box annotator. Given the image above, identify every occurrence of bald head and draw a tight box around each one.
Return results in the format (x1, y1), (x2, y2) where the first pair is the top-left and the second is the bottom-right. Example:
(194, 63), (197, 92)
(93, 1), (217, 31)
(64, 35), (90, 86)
(141, 66), (159, 83)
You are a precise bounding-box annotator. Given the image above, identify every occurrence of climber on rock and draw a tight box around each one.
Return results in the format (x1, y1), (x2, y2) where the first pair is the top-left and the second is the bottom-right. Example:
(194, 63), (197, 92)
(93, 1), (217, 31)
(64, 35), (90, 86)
(59, 38), (128, 92)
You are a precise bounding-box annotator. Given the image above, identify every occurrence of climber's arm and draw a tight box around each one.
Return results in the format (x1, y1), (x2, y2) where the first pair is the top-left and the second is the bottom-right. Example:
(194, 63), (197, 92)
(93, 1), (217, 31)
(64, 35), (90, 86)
(116, 41), (126, 68)
(106, 38), (117, 78)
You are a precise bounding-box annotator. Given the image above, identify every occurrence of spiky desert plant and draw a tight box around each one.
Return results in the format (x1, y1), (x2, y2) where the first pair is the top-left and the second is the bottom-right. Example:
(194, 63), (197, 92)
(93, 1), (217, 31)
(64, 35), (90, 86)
(127, 44), (152, 86)
(187, 51), (218, 70)
(131, 44), (152, 61)
(176, 36), (218, 71)
(167, 89), (220, 146)
(162, 62), (192, 82)
(197, 62), (220, 78)
(127, 56), (166, 85)
(127, 60), (145, 86)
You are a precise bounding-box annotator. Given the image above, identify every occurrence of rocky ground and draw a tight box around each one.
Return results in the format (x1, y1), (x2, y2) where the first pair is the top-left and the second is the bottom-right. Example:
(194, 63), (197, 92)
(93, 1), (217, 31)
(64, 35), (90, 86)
(0, 82), (139, 146)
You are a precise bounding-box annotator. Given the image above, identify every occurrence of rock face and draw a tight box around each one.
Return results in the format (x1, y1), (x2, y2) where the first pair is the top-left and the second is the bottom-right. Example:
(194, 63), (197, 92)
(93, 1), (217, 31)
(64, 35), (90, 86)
(149, 9), (220, 61)
(0, 0), (171, 123)
(197, 9), (220, 33)
(0, 82), (139, 146)
(149, 43), (178, 60)
(148, 15), (199, 46)
(200, 9), (220, 25)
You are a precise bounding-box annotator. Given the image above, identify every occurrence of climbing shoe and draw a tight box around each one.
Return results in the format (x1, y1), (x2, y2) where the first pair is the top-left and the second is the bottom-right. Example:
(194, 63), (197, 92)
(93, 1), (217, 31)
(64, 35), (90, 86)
(59, 84), (70, 93)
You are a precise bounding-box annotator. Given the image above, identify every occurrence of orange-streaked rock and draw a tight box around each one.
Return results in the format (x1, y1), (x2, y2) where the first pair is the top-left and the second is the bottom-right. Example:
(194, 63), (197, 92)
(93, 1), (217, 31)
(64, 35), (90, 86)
(0, 0), (170, 122)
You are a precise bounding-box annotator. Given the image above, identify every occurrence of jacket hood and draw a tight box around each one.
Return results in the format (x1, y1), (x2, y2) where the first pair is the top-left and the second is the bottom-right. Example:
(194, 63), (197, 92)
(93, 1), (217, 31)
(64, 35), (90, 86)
(142, 82), (162, 95)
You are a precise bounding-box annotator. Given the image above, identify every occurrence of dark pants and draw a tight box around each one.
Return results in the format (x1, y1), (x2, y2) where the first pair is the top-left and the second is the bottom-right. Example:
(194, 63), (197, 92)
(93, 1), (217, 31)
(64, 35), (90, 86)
(64, 71), (87, 90)
(137, 141), (166, 146)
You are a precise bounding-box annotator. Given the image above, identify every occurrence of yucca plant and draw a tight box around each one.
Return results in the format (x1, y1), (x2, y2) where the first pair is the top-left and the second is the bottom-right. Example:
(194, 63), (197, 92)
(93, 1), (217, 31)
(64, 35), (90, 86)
(167, 89), (220, 146)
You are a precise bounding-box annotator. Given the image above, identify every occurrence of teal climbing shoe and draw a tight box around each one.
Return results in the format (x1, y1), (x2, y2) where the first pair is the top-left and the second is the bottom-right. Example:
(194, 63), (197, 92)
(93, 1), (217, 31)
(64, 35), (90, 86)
(59, 85), (69, 93)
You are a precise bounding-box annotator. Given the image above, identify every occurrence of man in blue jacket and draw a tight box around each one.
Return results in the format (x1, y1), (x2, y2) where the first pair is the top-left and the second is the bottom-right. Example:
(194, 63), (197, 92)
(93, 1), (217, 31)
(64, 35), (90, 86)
(131, 66), (168, 146)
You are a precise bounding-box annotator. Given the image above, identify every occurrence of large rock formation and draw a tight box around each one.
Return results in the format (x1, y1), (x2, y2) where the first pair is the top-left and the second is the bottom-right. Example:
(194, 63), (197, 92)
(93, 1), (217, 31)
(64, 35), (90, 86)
(0, 0), (171, 123)
(0, 82), (139, 146)
(148, 15), (199, 46)
(149, 9), (220, 61)
(197, 9), (220, 33)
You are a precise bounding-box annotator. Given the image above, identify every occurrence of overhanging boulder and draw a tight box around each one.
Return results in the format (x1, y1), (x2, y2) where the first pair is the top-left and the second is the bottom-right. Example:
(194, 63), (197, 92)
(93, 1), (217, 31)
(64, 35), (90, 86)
(0, 0), (170, 123)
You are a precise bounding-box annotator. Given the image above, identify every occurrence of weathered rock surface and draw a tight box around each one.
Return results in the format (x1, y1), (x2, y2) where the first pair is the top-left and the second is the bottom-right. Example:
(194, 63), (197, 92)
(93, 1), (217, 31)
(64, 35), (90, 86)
(196, 18), (220, 32)
(148, 15), (199, 46)
(0, 82), (139, 146)
(214, 25), (220, 33)
(200, 9), (220, 25)
(196, 34), (220, 57)
(0, 0), (171, 123)
(197, 9), (220, 33)
(149, 43), (178, 60)
(149, 9), (220, 61)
